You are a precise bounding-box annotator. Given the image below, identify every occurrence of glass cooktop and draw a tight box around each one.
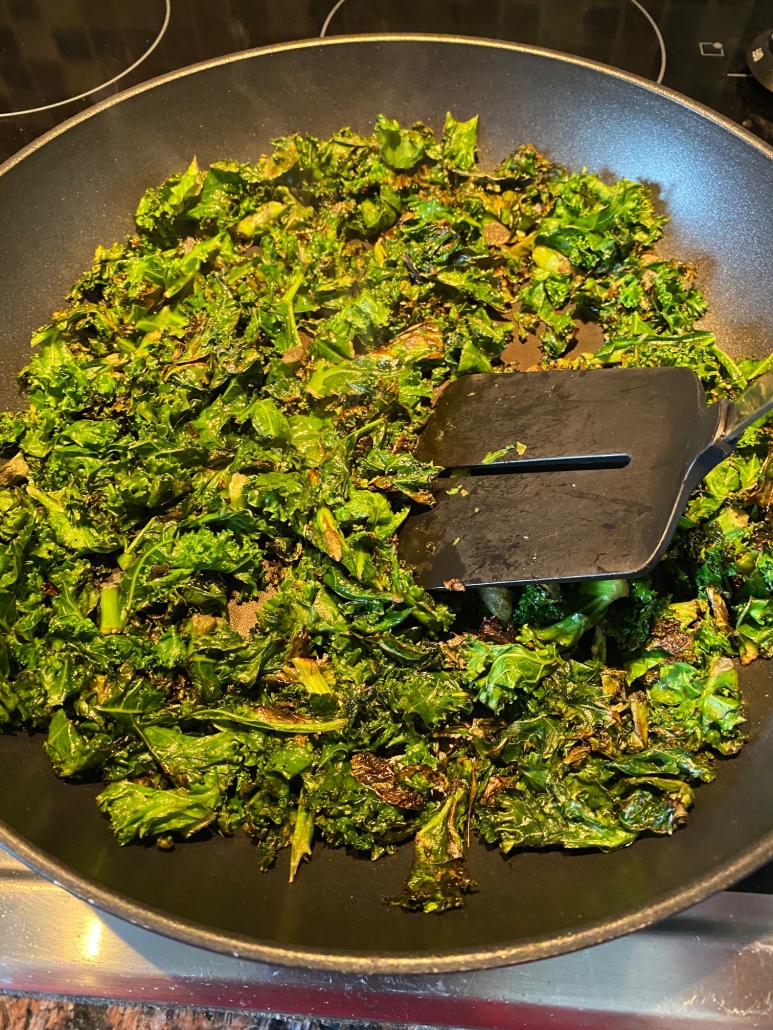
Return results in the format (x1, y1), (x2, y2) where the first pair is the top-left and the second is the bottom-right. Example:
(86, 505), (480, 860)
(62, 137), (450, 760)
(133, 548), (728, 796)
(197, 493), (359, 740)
(0, 0), (772, 164)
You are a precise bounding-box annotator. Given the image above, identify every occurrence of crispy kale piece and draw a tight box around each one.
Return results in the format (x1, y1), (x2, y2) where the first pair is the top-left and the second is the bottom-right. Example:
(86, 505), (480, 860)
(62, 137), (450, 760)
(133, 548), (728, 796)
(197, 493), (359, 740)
(0, 112), (762, 913)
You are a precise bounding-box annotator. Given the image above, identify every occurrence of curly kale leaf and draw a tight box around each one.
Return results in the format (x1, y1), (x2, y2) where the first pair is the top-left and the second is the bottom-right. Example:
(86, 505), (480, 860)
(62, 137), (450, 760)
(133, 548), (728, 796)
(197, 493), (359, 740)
(464, 640), (558, 712)
(388, 773), (476, 913)
(96, 778), (219, 845)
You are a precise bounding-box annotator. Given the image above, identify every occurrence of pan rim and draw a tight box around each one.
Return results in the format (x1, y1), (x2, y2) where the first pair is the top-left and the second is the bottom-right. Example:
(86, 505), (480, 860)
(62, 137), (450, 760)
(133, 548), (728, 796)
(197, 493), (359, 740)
(1, 32), (773, 975)
(3, 817), (773, 974)
(2, 32), (773, 181)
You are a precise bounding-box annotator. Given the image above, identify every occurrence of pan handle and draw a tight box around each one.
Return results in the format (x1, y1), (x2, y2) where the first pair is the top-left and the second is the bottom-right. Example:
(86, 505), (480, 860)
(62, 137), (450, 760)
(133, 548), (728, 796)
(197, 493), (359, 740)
(723, 369), (773, 445)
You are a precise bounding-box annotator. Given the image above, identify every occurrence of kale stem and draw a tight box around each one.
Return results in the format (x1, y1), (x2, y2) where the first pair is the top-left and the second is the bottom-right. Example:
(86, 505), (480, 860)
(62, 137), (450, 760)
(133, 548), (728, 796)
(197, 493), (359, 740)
(711, 343), (747, 390)
(99, 584), (124, 635)
(288, 797), (314, 882)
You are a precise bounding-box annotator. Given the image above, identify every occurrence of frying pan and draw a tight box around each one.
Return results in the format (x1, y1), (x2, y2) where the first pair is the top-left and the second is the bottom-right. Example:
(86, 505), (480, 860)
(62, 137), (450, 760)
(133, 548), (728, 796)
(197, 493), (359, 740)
(1, 35), (773, 976)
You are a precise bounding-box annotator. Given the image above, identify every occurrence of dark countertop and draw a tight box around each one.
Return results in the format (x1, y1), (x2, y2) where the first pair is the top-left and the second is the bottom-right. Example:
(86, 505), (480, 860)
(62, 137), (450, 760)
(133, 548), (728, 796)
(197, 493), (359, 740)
(0, 998), (380, 1030)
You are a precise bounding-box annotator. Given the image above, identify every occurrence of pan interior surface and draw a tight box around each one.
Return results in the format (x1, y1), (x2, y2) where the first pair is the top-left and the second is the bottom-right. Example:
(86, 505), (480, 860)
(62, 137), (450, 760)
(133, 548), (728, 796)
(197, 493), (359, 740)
(1, 36), (773, 972)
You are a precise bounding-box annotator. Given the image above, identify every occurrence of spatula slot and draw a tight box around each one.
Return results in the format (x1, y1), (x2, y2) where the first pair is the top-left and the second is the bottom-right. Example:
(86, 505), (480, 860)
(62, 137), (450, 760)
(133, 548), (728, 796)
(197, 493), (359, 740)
(466, 454), (631, 475)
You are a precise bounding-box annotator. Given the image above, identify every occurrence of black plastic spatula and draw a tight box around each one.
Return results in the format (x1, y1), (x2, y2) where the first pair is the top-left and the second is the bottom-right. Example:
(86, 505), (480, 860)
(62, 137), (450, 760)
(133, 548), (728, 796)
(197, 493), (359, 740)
(398, 366), (773, 589)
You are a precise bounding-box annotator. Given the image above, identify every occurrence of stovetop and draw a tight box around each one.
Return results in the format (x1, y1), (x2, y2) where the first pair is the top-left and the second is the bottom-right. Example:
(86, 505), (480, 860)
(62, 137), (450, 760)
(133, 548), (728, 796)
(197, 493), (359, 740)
(3, 0), (773, 1020)
(2, 843), (773, 1028)
(1, 0), (773, 165)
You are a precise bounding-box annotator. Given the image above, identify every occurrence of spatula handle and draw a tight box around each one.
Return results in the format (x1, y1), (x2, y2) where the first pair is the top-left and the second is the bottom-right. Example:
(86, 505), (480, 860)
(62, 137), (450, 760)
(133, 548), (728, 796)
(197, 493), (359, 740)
(724, 369), (773, 445)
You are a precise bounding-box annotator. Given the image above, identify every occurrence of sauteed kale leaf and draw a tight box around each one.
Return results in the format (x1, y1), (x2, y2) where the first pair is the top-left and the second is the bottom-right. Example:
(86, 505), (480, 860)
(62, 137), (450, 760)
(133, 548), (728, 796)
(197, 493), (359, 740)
(0, 113), (765, 912)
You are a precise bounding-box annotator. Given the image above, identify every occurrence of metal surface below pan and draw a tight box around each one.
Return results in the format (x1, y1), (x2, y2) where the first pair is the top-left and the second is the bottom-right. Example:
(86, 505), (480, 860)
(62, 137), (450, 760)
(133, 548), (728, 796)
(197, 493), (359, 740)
(1, 35), (773, 976)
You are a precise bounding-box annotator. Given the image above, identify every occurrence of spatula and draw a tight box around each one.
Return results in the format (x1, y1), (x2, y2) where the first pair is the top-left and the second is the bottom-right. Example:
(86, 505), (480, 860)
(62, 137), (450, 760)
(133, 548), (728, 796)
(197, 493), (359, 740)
(397, 366), (773, 589)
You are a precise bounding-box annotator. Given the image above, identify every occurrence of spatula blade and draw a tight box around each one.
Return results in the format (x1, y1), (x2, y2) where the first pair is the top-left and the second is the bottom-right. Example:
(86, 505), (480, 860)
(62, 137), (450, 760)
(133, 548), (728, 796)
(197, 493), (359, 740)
(400, 366), (725, 588)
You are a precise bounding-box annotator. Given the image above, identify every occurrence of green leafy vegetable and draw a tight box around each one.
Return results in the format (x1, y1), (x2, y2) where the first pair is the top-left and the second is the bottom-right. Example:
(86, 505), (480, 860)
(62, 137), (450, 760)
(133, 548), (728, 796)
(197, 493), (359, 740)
(481, 445), (514, 464)
(0, 114), (760, 914)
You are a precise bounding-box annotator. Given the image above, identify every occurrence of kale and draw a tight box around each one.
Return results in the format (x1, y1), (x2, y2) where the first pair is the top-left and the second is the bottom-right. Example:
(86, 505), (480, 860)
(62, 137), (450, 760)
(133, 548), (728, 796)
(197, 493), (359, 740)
(0, 113), (763, 913)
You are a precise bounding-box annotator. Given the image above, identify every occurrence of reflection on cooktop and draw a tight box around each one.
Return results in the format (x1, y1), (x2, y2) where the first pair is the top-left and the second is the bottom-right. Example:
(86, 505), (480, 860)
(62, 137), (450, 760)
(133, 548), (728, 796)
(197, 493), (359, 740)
(1, 0), (773, 161)
(0, 0), (169, 116)
(323, 0), (666, 82)
(319, 0), (773, 135)
(0, 0), (331, 161)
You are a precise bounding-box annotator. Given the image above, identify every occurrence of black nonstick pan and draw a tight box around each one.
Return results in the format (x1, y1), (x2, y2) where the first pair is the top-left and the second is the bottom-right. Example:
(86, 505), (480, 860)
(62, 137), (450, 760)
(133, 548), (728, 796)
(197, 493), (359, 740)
(1, 35), (773, 976)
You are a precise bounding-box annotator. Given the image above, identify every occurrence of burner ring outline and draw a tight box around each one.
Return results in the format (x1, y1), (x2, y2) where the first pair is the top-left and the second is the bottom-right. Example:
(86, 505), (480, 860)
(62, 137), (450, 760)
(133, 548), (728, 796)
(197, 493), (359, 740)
(628, 0), (666, 83)
(0, 0), (172, 119)
(320, 0), (666, 83)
